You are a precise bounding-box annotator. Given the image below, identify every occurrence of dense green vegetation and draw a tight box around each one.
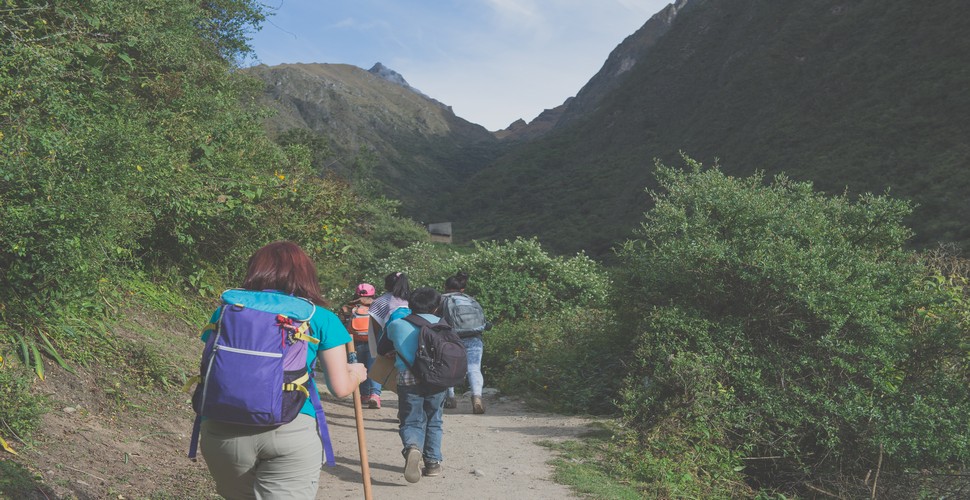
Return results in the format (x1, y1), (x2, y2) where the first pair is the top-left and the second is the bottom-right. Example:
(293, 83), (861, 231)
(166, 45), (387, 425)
(0, 0), (426, 458)
(1, 2), (966, 498)
(607, 161), (968, 497)
(0, 1), (426, 317)
(359, 159), (968, 496)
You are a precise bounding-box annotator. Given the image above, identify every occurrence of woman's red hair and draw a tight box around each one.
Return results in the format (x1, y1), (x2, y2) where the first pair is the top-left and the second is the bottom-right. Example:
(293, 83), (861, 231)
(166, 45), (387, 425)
(241, 241), (328, 306)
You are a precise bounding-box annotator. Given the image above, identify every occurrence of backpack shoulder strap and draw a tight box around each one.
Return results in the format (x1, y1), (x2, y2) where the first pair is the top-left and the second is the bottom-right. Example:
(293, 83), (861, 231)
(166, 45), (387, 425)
(188, 414), (203, 459)
(395, 350), (414, 371)
(404, 313), (449, 330)
(442, 293), (458, 309)
(403, 313), (430, 328)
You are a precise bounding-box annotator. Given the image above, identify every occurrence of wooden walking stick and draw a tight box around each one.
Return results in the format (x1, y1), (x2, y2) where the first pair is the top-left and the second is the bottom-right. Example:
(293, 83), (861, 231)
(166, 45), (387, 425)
(346, 341), (373, 500)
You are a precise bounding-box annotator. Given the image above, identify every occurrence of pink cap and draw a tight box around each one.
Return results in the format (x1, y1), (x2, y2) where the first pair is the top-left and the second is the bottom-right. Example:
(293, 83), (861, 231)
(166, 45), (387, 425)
(356, 283), (376, 297)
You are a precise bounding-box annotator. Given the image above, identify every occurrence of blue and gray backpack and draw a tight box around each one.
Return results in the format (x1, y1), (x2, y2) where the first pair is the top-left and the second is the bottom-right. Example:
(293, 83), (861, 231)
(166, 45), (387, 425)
(185, 289), (335, 465)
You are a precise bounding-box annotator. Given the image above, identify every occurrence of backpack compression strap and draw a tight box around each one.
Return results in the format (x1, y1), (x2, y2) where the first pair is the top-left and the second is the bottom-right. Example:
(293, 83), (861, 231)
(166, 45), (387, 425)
(182, 371), (310, 400)
(292, 321), (319, 343)
(282, 372), (311, 398)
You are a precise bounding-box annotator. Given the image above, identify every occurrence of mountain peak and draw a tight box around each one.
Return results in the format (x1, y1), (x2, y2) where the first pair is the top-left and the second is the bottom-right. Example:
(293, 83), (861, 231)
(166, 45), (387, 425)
(369, 62), (414, 90)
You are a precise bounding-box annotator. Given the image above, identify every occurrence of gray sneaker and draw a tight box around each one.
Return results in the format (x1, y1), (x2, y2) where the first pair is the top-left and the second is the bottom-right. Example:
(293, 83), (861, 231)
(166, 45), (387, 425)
(472, 396), (485, 414)
(423, 461), (442, 477)
(404, 446), (421, 483)
(443, 396), (457, 409)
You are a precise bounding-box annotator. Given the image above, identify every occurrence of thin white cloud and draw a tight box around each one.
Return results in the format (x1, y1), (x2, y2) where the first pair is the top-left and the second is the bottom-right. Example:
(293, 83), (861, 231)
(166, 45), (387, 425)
(483, 0), (540, 23)
(331, 17), (357, 29)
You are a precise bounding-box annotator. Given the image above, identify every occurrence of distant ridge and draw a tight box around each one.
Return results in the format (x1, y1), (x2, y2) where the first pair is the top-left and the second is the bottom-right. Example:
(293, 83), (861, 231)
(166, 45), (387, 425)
(246, 1), (970, 256)
(498, 0), (695, 141)
(445, 0), (970, 255)
(245, 62), (503, 219)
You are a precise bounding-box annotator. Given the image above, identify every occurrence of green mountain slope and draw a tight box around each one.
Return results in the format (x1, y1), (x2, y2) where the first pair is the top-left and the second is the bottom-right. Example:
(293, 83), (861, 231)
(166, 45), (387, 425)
(446, 0), (970, 256)
(245, 63), (504, 219)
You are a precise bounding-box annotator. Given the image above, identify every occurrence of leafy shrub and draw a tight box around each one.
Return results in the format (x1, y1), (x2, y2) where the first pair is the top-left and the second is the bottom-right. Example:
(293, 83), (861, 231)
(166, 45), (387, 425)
(486, 308), (625, 414)
(357, 206), (436, 264)
(0, 0), (269, 315)
(459, 238), (611, 323)
(0, 1), (384, 317)
(614, 159), (969, 493)
(364, 237), (611, 323)
(362, 238), (617, 413)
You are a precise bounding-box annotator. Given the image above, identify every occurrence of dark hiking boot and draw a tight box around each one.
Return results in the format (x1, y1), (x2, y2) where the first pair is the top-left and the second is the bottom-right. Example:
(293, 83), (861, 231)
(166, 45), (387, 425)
(443, 396), (457, 409)
(404, 446), (421, 483)
(423, 461), (442, 477)
(472, 396), (485, 414)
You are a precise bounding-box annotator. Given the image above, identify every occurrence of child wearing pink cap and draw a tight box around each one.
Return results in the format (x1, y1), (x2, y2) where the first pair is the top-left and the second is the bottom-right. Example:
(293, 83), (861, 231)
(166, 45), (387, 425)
(339, 283), (382, 407)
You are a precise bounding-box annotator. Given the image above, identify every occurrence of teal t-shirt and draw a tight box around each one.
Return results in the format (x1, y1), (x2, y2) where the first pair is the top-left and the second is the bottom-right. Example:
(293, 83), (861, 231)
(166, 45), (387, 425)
(204, 290), (351, 417)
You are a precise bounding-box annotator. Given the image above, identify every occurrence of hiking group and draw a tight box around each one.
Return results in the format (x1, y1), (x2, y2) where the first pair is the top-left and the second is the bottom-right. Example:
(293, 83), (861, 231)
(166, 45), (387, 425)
(187, 241), (491, 498)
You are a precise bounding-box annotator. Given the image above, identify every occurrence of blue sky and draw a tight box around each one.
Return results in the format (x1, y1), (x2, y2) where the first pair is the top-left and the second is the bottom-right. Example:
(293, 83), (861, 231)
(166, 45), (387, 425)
(246, 1), (673, 131)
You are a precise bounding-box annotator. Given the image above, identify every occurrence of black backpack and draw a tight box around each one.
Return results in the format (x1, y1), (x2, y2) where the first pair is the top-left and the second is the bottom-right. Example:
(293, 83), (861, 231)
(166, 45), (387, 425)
(397, 314), (467, 391)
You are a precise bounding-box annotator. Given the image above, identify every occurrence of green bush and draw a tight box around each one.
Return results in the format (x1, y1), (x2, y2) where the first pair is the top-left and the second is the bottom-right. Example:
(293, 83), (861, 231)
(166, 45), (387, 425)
(0, 1), (387, 317)
(460, 238), (611, 323)
(486, 308), (625, 414)
(614, 158), (968, 493)
(362, 238), (617, 413)
(364, 237), (611, 323)
(0, 0), (270, 314)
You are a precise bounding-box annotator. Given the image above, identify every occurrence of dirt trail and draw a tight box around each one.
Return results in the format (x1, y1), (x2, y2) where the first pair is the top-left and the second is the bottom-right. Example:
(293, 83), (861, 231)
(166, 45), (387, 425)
(2, 304), (596, 499)
(5, 355), (595, 500)
(317, 388), (593, 499)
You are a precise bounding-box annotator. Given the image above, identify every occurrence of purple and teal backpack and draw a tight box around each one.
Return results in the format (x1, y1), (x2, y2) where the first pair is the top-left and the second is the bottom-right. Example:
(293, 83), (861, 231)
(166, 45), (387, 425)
(186, 289), (334, 465)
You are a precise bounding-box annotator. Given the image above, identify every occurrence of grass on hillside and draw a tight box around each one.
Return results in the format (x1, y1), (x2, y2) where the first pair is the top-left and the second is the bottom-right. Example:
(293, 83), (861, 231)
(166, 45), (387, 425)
(0, 273), (223, 498)
(0, 460), (52, 500)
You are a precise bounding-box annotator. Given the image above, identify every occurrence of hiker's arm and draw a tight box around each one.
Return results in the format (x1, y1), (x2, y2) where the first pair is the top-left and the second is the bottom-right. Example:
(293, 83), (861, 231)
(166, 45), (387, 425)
(318, 345), (367, 398)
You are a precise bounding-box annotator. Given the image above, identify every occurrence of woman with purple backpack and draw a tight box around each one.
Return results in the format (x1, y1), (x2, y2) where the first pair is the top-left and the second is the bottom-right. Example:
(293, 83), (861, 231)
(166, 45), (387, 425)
(196, 241), (367, 499)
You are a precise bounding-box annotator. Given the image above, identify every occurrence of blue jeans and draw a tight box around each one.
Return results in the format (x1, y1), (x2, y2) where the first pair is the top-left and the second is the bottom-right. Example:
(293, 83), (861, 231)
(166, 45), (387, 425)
(355, 342), (382, 397)
(447, 336), (483, 398)
(397, 383), (446, 463)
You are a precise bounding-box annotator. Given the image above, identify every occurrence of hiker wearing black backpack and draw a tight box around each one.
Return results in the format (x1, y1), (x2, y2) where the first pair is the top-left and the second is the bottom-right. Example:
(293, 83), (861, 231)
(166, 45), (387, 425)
(190, 241), (367, 500)
(440, 271), (490, 414)
(379, 286), (466, 483)
(338, 282), (383, 408)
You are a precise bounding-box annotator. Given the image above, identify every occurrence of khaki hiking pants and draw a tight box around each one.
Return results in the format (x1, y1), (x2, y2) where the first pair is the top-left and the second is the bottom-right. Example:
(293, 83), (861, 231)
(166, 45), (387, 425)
(200, 413), (322, 500)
